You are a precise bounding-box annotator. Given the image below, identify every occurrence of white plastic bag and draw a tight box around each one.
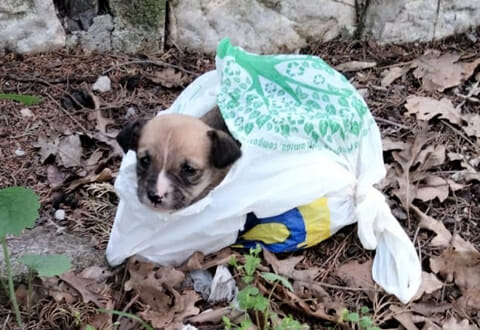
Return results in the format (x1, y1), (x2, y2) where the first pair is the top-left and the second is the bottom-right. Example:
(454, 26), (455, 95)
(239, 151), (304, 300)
(107, 39), (421, 303)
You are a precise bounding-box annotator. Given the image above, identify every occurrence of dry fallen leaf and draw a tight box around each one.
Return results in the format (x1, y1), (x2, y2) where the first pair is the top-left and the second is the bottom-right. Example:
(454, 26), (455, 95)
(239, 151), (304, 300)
(146, 68), (187, 88)
(47, 164), (66, 189)
(335, 61), (377, 72)
(180, 248), (237, 272)
(413, 272), (443, 301)
(284, 289), (337, 322)
(381, 65), (411, 87)
(138, 285), (200, 329)
(414, 206), (452, 247)
(188, 307), (233, 325)
(87, 130), (123, 156)
(263, 249), (330, 306)
(61, 270), (111, 308)
(417, 145), (446, 172)
(293, 280), (329, 301)
(80, 265), (113, 282)
(451, 171), (480, 184)
(448, 179), (465, 192)
(411, 302), (451, 317)
(412, 51), (480, 92)
(391, 134), (429, 210)
(140, 309), (175, 329)
(43, 134), (83, 168)
(85, 149), (104, 172)
(405, 96), (461, 125)
(35, 135), (60, 163)
(41, 277), (78, 304)
(391, 131), (448, 211)
(335, 259), (375, 301)
(442, 317), (478, 330)
(15, 284), (29, 307)
(124, 258), (185, 320)
(66, 168), (114, 193)
(415, 175), (449, 203)
(461, 113), (480, 138)
(390, 305), (419, 330)
(382, 136), (408, 152)
(263, 249), (319, 283)
(170, 290), (201, 329)
(429, 241), (480, 309)
(87, 311), (113, 330)
(95, 110), (114, 135)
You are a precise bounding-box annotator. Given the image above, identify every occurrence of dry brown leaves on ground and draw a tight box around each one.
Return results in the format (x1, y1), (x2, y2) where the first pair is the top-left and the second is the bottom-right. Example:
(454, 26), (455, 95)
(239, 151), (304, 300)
(1, 30), (480, 329)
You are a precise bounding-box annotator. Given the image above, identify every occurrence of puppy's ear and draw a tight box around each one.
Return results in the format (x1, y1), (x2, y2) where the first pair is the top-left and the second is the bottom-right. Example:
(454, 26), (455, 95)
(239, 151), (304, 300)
(207, 130), (242, 168)
(116, 119), (146, 153)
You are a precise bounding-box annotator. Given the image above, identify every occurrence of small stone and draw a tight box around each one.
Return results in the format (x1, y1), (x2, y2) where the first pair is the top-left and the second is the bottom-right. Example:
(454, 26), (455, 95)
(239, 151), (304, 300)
(65, 31), (80, 50)
(92, 76), (111, 93)
(358, 88), (369, 100)
(55, 209), (66, 221)
(125, 107), (136, 119)
(466, 32), (477, 43)
(392, 207), (407, 220)
(20, 108), (34, 117)
(15, 149), (26, 157)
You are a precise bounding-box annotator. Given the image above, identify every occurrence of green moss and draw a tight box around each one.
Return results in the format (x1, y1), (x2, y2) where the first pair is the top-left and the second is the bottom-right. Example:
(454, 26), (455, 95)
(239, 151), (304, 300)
(111, 0), (166, 29)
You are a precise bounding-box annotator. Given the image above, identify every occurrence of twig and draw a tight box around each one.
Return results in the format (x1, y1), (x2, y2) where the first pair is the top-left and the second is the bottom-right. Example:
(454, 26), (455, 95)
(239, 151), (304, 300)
(102, 59), (198, 75)
(115, 294), (140, 327)
(455, 81), (480, 107)
(316, 281), (378, 292)
(376, 60), (414, 70)
(0, 74), (96, 85)
(374, 116), (410, 129)
(440, 119), (480, 153)
(45, 93), (88, 134)
(2, 315), (10, 329)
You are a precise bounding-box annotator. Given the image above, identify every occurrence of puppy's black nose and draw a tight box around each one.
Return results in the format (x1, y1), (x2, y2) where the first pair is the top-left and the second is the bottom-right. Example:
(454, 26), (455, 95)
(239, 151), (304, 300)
(147, 190), (163, 204)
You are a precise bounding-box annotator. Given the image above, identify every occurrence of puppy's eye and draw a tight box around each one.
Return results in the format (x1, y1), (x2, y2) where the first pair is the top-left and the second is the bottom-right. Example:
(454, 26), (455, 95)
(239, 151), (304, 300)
(139, 155), (151, 167)
(181, 163), (197, 176)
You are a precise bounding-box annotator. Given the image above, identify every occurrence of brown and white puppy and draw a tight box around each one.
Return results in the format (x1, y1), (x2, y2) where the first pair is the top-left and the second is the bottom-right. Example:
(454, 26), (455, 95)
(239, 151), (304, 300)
(116, 107), (241, 212)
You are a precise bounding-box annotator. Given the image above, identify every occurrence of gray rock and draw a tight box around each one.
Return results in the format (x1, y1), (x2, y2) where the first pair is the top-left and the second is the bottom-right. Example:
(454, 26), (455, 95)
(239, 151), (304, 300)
(0, 226), (106, 282)
(0, 0), (65, 54)
(92, 75), (112, 93)
(2, 0), (480, 55)
(168, 0), (355, 54)
(65, 31), (80, 50)
(110, 0), (167, 53)
(364, 0), (480, 44)
(54, 209), (66, 220)
(78, 15), (114, 52)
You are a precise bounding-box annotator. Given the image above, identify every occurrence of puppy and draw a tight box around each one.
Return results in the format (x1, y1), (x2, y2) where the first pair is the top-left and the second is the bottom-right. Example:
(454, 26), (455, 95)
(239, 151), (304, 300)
(116, 107), (241, 212)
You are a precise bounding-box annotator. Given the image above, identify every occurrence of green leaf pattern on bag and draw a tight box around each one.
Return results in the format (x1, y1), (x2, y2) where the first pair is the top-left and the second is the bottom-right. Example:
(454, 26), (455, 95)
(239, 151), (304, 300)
(216, 38), (374, 154)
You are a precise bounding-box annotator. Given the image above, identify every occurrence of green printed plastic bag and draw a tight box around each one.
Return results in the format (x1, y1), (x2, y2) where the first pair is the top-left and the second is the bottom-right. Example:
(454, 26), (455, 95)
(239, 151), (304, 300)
(108, 38), (422, 305)
(216, 38), (375, 155)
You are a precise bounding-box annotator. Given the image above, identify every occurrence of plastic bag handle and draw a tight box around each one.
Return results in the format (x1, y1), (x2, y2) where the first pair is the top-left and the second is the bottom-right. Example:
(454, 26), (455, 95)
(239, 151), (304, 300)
(355, 186), (422, 303)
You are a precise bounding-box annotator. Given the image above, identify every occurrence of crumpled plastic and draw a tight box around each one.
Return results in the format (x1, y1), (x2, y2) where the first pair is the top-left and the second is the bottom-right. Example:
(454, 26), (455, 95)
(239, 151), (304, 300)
(107, 39), (422, 303)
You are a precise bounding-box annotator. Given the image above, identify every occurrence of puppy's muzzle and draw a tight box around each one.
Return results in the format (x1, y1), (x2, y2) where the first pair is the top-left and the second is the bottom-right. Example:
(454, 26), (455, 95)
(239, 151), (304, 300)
(147, 189), (167, 205)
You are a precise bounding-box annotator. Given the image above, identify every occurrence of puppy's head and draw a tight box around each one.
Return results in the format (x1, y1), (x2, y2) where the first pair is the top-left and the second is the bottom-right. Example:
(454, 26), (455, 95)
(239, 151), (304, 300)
(117, 114), (241, 212)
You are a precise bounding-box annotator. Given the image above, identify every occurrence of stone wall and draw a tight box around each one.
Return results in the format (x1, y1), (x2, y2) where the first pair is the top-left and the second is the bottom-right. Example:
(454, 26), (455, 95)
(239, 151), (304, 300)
(0, 0), (65, 54)
(1, 0), (480, 55)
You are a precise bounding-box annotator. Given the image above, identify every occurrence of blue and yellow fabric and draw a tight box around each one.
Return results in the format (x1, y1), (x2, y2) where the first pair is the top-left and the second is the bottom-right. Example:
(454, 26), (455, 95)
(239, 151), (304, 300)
(234, 198), (331, 253)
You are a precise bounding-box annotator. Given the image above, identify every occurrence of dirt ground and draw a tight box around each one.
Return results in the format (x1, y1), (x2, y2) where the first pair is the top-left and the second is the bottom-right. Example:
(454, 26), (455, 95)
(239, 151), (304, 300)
(1, 29), (479, 329)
